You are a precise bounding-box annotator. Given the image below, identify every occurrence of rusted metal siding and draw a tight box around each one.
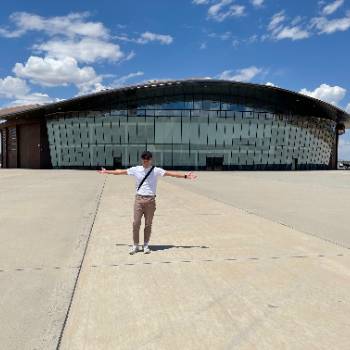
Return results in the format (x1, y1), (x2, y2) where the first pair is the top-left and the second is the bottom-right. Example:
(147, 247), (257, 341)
(0, 117), (52, 169)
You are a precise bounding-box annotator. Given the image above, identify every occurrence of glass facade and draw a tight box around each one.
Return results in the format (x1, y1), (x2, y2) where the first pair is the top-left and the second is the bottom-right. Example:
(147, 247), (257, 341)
(46, 96), (336, 170)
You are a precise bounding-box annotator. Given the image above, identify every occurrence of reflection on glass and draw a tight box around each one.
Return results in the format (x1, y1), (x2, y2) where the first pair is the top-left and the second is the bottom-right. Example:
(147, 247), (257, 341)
(46, 95), (336, 170)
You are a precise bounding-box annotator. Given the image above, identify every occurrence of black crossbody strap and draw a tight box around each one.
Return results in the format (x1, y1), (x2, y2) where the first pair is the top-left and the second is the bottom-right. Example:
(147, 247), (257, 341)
(137, 166), (155, 191)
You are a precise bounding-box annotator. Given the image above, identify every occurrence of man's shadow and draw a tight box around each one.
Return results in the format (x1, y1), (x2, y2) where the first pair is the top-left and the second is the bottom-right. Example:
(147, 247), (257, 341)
(115, 243), (209, 252)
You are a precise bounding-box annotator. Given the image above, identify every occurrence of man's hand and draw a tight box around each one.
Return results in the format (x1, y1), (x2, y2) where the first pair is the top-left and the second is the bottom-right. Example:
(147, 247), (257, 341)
(164, 170), (198, 179)
(185, 171), (198, 180)
(97, 167), (128, 175)
(97, 167), (108, 174)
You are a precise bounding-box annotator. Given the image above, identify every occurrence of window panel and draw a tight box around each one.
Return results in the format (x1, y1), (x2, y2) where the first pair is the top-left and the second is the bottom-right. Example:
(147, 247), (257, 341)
(45, 101), (335, 168)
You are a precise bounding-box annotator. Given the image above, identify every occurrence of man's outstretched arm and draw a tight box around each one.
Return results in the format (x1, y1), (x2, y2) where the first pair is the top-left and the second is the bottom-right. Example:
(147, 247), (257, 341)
(97, 167), (127, 175)
(164, 171), (197, 180)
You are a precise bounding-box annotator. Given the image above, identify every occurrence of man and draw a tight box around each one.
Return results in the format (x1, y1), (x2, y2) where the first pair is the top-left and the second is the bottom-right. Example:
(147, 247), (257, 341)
(98, 151), (197, 254)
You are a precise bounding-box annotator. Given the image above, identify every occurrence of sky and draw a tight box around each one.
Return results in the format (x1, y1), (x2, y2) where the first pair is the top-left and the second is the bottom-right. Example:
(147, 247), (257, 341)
(0, 0), (349, 159)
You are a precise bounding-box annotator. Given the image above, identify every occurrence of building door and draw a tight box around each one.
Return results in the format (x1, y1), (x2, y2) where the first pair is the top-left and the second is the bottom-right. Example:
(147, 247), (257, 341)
(0, 129), (3, 168)
(1, 128), (8, 168)
(18, 123), (41, 168)
(292, 158), (298, 171)
(7, 126), (18, 168)
(113, 156), (122, 168)
(206, 156), (224, 170)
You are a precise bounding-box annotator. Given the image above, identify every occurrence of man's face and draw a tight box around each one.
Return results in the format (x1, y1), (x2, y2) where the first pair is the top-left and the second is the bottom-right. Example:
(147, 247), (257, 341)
(141, 157), (152, 167)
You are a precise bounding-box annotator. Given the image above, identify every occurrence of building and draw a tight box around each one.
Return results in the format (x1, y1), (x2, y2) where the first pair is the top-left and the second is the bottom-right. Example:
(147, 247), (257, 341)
(0, 79), (349, 170)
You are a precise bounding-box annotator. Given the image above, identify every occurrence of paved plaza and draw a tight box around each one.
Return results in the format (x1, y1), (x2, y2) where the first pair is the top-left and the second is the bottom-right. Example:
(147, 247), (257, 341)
(0, 169), (350, 349)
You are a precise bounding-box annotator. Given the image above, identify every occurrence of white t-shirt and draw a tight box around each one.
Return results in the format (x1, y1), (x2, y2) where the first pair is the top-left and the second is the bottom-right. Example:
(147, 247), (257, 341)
(127, 165), (166, 195)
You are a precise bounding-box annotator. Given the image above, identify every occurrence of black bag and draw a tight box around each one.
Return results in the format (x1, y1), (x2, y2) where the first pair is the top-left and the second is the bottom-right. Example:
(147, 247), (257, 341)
(137, 166), (155, 191)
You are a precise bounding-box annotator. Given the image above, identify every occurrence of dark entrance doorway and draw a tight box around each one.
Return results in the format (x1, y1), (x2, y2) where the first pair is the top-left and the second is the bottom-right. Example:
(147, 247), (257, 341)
(206, 156), (224, 170)
(113, 156), (122, 168)
(18, 123), (41, 168)
(7, 126), (18, 168)
(292, 158), (298, 171)
(0, 129), (4, 168)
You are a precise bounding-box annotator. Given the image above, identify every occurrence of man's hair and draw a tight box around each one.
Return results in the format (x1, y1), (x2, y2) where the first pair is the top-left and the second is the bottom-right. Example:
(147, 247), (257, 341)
(141, 151), (153, 159)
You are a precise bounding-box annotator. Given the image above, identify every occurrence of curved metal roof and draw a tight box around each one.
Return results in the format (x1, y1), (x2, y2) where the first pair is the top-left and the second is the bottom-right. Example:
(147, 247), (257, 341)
(1, 79), (349, 127)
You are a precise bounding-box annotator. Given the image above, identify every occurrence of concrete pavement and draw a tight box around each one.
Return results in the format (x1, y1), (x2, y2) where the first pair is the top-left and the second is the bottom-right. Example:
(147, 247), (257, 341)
(0, 169), (105, 350)
(167, 171), (350, 248)
(1, 170), (350, 349)
(60, 171), (350, 350)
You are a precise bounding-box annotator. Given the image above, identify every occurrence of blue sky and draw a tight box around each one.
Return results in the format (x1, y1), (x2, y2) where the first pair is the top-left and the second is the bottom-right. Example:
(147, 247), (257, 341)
(0, 0), (350, 158)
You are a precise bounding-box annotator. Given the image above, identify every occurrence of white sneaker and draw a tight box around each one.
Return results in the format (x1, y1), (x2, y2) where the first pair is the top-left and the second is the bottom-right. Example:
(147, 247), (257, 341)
(143, 245), (151, 254)
(129, 245), (141, 255)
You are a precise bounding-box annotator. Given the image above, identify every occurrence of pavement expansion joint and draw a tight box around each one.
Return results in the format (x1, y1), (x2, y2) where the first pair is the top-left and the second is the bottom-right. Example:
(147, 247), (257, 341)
(55, 176), (108, 350)
(0, 265), (81, 273)
(0, 253), (347, 273)
(113, 213), (226, 218)
(77, 253), (349, 270)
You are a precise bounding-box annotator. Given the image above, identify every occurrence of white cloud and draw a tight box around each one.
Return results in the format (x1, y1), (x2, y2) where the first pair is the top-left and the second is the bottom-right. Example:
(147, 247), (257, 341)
(0, 12), (109, 39)
(77, 82), (107, 96)
(34, 38), (125, 63)
(0, 11), (146, 100)
(116, 31), (173, 45)
(0, 12), (129, 65)
(200, 42), (207, 49)
(13, 56), (101, 88)
(208, 31), (233, 40)
(275, 26), (310, 40)
(208, 0), (245, 22)
(299, 84), (346, 106)
(123, 51), (136, 61)
(267, 11), (310, 40)
(136, 31), (173, 45)
(322, 0), (344, 16)
(9, 92), (54, 106)
(112, 72), (144, 87)
(77, 71), (146, 95)
(247, 34), (258, 43)
(0, 75), (54, 105)
(265, 82), (276, 87)
(311, 13), (350, 34)
(268, 11), (286, 31)
(251, 0), (264, 7)
(192, 0), (209, 4)
(0, 76), (29, 98)
(291, 16), (303, 26)
(265, 6), (350, 41)
(218, 66), (262, 82)
(232, 38), (240, 47)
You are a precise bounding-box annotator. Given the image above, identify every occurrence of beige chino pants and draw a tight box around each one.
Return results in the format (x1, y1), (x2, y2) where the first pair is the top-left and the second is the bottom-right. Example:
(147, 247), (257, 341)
(133, 194), (156, 245)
